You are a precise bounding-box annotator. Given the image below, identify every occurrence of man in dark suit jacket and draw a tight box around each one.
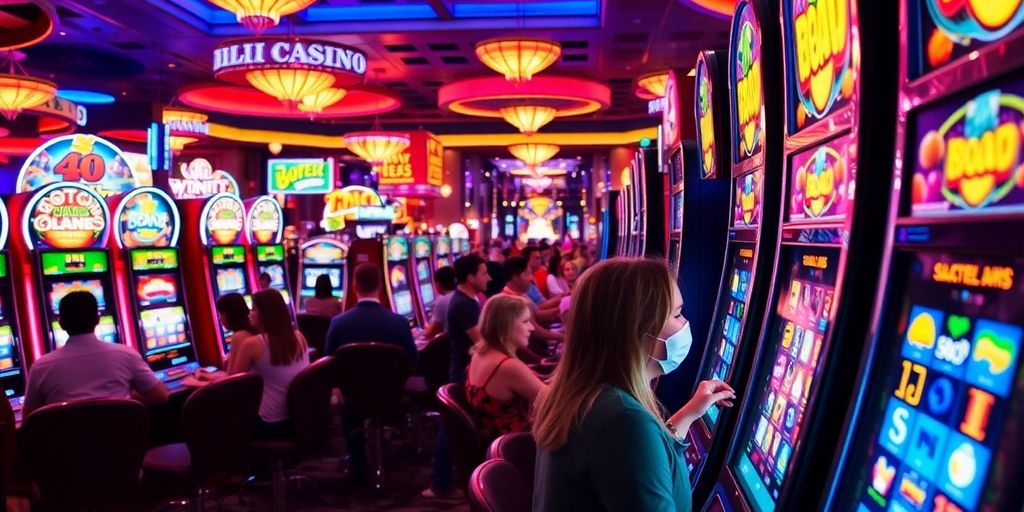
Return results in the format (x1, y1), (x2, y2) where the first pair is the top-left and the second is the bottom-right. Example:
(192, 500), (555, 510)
(324, 262), (417, 485)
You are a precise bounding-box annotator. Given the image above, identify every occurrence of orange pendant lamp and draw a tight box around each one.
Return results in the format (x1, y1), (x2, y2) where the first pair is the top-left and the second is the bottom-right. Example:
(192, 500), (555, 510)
(208, 0), (317, 34)
(508, 142), (559, 167)
(499, 105), (556, 135)
(245, 68), (334, 105)
(162, 107), (208, 151)
(636, 70), (669, 99)
(344, 114), (410, 166)
(298, 87), (347, 116)
(0, 73), (56, 121)
(475, 38), (561, 82)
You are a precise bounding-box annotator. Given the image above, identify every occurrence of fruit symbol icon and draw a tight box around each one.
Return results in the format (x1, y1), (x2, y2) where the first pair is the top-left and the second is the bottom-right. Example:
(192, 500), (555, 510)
(972, 330), (1014, 375)
(870, 455), (896, 498)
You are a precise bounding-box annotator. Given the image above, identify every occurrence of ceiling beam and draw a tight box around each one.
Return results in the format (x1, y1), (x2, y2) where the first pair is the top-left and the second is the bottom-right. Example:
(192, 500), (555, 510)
(427, 0), (453, 20)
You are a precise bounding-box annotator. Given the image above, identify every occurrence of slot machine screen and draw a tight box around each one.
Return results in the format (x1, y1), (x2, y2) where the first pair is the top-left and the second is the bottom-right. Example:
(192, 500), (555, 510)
(216, 268), (247, 295)
(130, 248), (178, 271)
(417, 259), (431, 281)
(258, 264), (286, 288)
(419, 283), (435, 307)
(671, 192), (684, 232)
(0, 325), (24, 400)
(699, 244), (756, 428)
(53, 316), (117, 348)
(140, 306), (195, 371)
(302, 268), (342, 297)
(732, 246), (840, 512)
(47, 280), (107, 313)
(136, 274), (179, 307)
(832, 252), (1024, 512)
(394, 290), (414, 318)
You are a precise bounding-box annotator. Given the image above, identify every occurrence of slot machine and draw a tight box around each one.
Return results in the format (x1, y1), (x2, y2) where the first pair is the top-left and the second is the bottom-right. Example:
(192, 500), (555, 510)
(449, 222), (469, 258)
(0, 200), (28, 413)
(296, 237), (347, 312)
(180, 193), (251, 366)
(384, 236), (421, 330)
(683, 1), (787, 500)
(245, 196), (294, 313)
(434, 234), (452, 268)
(8, 183), (122, 359)
(599, 190), (620, 260)
(630, 146), (665, 257)
(411, 235), (437, 323)
(109, 187), (200, 388)
(698, 0), (900, 510)
(821, 3), (1024, 512)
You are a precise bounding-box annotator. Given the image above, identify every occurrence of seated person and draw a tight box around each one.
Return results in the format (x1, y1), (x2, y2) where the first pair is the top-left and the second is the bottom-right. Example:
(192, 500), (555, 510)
(258, 272), (273, 290)
(500, 256), (565, 348)
(547, 259), (580, 297)
(23, 291), (169, 416)
(304, 274), (343, 318)
(466, 295), (547, 442)
(422, 266), (456, 340)
(217, 293), (257, 366)
(324, 263), (417, 485)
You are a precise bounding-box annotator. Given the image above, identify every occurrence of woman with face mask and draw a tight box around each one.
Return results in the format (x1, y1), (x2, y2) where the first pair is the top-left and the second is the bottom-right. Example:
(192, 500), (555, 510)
(532, 258), (735, 511)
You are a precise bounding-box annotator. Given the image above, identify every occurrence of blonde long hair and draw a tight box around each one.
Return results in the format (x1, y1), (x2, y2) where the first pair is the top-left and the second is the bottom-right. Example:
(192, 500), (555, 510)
(532, 257), (673, 452)
(476, 294), (531, 356)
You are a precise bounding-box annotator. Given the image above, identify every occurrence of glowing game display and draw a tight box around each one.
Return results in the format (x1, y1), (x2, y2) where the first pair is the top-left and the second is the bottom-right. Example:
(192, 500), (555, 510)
(53, 316), (116, 347)
(200, 193), (245, 246)
(914, 0), (1024, 78)
(910, 76), (1024, 214)
(40, 250), (108, 276)
(783, 0), (854, 132)
(24, 183), (110, 250)
(17, 134), (138, 197)
(0, 326), (24, 402)
(140, 306), (189, 351)
(735, 170), (764, 227)
(258, 264), (285, 288)
(246, 196), (283, 245)
(47, 279), (106, 313)
(216, 268), (247, 294)
(115, 188), (179, 249)
(419, 283), (435, 306)
(789, 134), (854, 220)
(731, 1), (765, 163)
(302, 241), (345, 264)
(387, 236), (410, 262)
(435, 236), (451, 268)
(393, 290), (414, 317)
(734, 247), (839, 511)
(212, 246), (246, 265)
(836, 252), (1023, 512)
(302, 268), (341, 297)
(131, 248), (178, 271)
(135, 274), (179, 306)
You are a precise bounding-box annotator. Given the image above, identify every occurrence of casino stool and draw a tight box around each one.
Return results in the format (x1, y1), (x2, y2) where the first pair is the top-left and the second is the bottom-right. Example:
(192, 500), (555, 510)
(436, 383), (483, 493)
(248, 356), (336, 512)
(21, 398), (150, 511)
(486, 432), (536, 493)
(143, 373), (263, 512)
(297, 313), (331, 360)
(334, 343), (412, 488)
(468, 459), (530, 512)
(404, 333), (451, 454)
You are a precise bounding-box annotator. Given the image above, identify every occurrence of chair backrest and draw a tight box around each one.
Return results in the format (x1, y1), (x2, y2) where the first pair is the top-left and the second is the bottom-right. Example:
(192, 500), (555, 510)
(334, 343), (411, 418)
(468, 459), (531, 512)
(181, 373), (263, 484)
(486, 432), (536, 492)
(287, 355), (336, 458)
(418, 333), (451, 394)
(0, 397), (15, 489)
(21, 398), (150, 509)
(297, 313), (331, 358)
(436, 383), (483, 491)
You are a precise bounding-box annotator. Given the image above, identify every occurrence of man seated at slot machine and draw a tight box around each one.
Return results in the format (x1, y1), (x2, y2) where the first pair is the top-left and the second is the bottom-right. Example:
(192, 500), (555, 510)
(22, 292), (170, 417)
(497, 257), (565, 359)
(423, 266), (457, 340)
(324, 263), (418, 364)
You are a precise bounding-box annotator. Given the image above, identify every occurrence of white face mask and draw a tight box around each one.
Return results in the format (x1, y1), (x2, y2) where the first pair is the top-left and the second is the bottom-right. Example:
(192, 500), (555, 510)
(652, 322), (693, 375)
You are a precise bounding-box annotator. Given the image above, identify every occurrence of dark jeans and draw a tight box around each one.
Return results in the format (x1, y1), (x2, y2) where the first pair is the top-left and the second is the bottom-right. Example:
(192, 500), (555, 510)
(341, 408), (369, 482)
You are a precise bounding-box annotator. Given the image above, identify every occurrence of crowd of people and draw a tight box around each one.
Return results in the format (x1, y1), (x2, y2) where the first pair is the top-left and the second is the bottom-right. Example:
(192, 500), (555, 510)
(14, 235), (737, 511)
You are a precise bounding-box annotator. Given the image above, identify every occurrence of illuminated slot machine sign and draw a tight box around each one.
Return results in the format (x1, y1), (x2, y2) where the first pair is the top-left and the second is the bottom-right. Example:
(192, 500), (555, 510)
(435, 235), (451, 268)
(0, 200), (26, 409)
(23, 183), (119, 350)
(412, 236), (436, 316)
(695, 49), (731, 181)
(909, 0), (1024, 79)
(114, 187), (198, 380)
(246, 196), (292, 306)
(731, 1), (765, 166)
(298, 239), (347, 309)
(200, 194), (249, 349)
(385, 236), (416, 327)
(449, 223), (469, 257)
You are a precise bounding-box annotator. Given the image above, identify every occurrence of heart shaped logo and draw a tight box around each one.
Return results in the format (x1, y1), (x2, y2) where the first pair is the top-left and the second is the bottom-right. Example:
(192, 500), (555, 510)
(947, 314), (971, 339)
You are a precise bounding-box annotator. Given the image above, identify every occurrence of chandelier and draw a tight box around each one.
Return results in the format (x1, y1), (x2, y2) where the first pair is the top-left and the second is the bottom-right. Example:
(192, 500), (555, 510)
(245, 68), (334, 105)
(298, 87), (347, 116)
(344, 119), (410, 166)
(636, 71), (669, 99)
(0, 73), (56, 121)
(499, 105), (556, 135)
(508, 142), (559, 166)
(208, 0), (317, 34)
(475, 38), (561, 82)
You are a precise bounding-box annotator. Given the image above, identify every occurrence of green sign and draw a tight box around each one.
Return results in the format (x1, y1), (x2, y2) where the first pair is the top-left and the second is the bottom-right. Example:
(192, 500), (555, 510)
(212, 245), (246, 265)
(41, 250), (109, 276)
(130, 248), (179, 271)
(267, 158), (335, 194)
(0, 254), (7, 279)
(256, 245), (285, 262)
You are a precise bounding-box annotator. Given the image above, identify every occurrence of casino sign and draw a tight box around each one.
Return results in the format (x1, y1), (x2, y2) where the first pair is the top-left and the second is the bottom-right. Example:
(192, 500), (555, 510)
(114, 187), (180, 249)
(213, 37), (368, 92)
(200, 193), (246, 246)
(732, 1), (764, 161)
(23, 182), (110, 250)
(246, 196), (284, 245)
(321, 186), (395, 233)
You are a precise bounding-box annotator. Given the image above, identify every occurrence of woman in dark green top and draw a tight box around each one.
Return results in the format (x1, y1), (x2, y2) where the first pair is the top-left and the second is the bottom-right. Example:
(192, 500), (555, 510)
(533, 258), (736, 511)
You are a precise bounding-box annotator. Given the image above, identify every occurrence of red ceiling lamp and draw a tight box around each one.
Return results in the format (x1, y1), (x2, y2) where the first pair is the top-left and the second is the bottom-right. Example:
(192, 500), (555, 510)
(298, 87), (347, 116)
(207, 0), (316, 34)
(635, 70), (670, 100)
(508, 142), (559, 167)
(499, 105), (556, 135)
(475, 38), (561, 82)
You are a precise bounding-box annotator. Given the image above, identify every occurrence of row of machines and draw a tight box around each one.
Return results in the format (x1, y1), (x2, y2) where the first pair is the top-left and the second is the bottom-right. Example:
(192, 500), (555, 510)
(0, 185), (295, 416)
(658, 1), (1024, 511)
(612, 146), (663, 258)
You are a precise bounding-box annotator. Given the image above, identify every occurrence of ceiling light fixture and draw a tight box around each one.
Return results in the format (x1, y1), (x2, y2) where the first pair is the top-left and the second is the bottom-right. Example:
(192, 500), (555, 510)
(245, 67), (334, 105)
(499, 105), (556, 135)
(508, 142), (559, 166)
(162, 107), (209, 152)
(298, 87), (347, 116)
(475, 38), (561, 82)
(635, 70), (669, 99)
(208, 0), (317, 34)
(0, 52), (56, 121)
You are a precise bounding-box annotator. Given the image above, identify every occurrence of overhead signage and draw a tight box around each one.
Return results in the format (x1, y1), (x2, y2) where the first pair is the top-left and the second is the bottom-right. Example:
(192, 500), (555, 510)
(911, 84), (1024, 214)
(267, 157), (335, 194)
(114, 187), (181, 249)
(246, 196), (284, 245)
(213, 37), (367, 89)
(165, 119), (208, 138)
(169, 158), (240, 199)
(30, 96), (87, 130)
(731, 1), (765, 163)
(321, 185), (395, 232)
(17, 134), (138, 198)
(790, 133), (853, 221)
(376, 131), (444, 198)
(200, 193), (245, 246)
(23, 182), (110, 250)
(784, 0), (853, 132)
